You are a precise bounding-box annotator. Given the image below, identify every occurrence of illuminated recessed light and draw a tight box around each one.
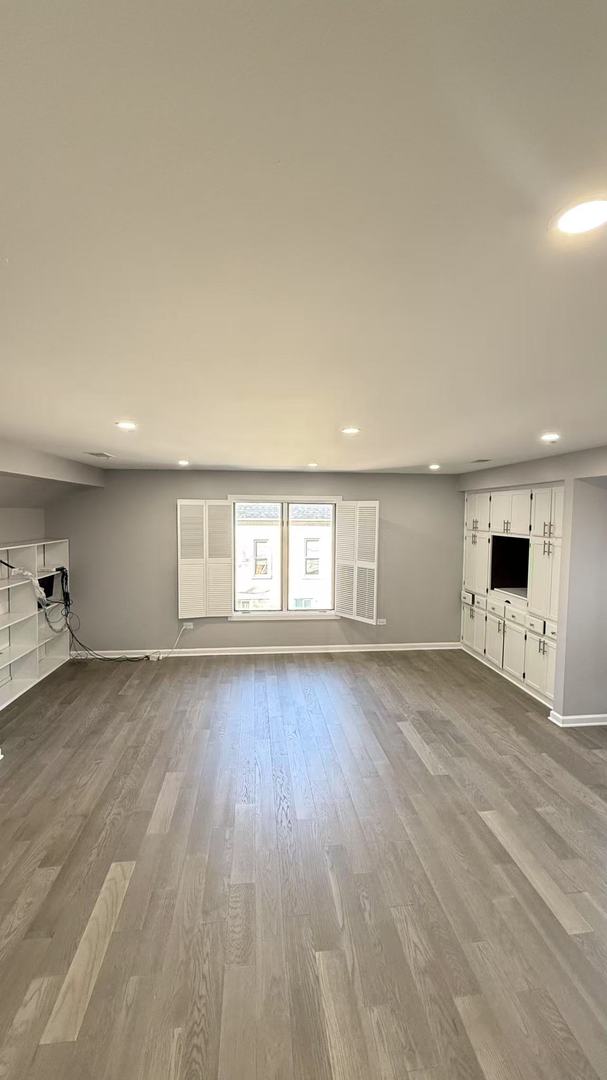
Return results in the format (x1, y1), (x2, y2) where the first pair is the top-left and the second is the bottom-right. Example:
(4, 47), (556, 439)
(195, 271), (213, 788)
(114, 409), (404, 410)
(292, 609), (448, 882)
(307, 462), (319, 468)
(178, 459), (190, 467)
(429, 463), (441, 470)
(556, 200), (607, 234)
(540, 432), (560, 443)
(115, 420), (137, 431)
(341, 426), (360, 436)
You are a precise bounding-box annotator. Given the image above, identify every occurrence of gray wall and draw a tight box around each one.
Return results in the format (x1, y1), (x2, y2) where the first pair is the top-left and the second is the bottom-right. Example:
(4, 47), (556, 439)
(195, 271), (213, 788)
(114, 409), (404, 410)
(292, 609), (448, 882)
(0, 508), (45, 543)
(558, 479), (607, 717)
(46, 470), (464, 651)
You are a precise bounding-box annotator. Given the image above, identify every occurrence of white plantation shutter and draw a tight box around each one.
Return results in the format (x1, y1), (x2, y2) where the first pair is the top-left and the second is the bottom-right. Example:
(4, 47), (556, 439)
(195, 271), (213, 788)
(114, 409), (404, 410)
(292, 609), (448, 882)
(177, 500), (206, 618)
(206, 501), (234, 616)
(335, 501), (356, 617)
(335, 500), (379, 624)
(354, 502), (379, 622)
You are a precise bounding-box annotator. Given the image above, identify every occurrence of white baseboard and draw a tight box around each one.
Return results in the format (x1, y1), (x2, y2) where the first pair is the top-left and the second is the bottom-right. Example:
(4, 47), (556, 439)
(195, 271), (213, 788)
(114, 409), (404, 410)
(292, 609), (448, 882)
(71, 641), (461, 659)
(549, 710), (607, 728)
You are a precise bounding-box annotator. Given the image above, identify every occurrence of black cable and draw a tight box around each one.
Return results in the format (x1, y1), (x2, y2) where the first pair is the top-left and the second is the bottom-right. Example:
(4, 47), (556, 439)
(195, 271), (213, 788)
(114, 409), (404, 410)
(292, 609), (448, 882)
(3, 557), (150, 664)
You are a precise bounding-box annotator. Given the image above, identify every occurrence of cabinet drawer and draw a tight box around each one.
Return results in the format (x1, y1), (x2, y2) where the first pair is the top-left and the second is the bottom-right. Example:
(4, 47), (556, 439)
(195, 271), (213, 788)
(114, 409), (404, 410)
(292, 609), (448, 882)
(461, 589), (474, 606)
(526, 613), (545, 634)
(545, 619), (558, 640)
(474, 595), (487, 611)
(487, 600), (504, 617)
(505, 606), (525, 625)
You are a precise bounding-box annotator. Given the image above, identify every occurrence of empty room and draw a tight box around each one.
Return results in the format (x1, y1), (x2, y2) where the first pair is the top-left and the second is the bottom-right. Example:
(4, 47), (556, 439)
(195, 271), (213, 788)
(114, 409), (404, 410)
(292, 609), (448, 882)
(2, 2), (607, 1078)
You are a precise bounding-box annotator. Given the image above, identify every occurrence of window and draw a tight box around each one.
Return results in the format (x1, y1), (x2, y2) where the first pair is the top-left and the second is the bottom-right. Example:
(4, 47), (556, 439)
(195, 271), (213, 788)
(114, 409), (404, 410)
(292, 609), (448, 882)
(234, 502), (282, 611)
(304, 538), (320, 576)
(234, 500), (335, 613)
(254, 539), (271, 577)
(177, 498), (379, 623)
(288, 505), (334, 610)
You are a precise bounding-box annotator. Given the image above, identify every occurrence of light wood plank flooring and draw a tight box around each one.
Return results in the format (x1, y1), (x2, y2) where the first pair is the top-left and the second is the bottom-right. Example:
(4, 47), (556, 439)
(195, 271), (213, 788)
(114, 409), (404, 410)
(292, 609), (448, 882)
(1, 650), (607, 1079)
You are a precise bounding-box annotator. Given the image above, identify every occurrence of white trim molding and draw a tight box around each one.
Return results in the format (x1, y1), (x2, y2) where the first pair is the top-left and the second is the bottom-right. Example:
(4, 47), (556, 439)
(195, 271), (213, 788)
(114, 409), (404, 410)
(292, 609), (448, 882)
(72, 641), (461, 660)
(228, 611), (340, 622)
(549, 710), (607, 728)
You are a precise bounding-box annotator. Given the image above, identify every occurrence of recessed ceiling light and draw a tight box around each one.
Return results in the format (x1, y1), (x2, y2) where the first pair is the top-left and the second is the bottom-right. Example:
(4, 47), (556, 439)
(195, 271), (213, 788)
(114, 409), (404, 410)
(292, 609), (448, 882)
(178, 459), (190, 467)
(556, 200), (607, 234)
(115, 420), (137, 431)
(307, 462), (319, 468)
(341, 426), (360, 436)
(540, 432), (560, 443)
(429, 463), (441, 470)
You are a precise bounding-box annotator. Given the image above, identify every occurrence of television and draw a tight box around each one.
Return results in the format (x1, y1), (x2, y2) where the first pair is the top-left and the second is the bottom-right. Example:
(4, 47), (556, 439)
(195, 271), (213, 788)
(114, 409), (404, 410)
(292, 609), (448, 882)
(490, 536), (529, 595)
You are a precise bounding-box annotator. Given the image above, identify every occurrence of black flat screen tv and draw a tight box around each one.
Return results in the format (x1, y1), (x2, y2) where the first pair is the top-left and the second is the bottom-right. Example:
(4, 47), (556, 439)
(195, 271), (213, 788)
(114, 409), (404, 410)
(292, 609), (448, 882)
(490, 536), (529, 594)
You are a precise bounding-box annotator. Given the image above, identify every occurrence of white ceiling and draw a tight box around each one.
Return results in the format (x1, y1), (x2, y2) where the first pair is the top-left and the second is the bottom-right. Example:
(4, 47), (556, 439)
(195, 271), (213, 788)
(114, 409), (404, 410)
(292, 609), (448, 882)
(2, 1), (607, 473)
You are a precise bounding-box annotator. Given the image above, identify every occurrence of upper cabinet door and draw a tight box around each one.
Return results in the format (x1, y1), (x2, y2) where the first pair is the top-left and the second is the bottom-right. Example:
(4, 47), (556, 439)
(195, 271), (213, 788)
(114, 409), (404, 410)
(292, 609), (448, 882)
(463, 532), (475, 590)
(490, 491), (511, 533)
(527, 538), (552, 616)
(548, 541), (561, 622)
(475, 492), (491, 532)
(531, 488), (553, 537)
(509, 489), (531, 535)
(474, 534), (490, 595)
(550, 487), (564, 539)
(465, 492), (490, 532)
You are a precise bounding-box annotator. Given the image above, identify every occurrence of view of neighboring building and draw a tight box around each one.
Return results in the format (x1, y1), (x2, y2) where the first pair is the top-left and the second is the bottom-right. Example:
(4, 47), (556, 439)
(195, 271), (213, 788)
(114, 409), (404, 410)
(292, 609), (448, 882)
(234, 502), (334, 611)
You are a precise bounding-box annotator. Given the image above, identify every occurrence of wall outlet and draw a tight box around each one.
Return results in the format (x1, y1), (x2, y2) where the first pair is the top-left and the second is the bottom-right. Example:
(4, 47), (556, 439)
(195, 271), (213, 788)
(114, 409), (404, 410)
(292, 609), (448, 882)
(182, 622), (194, 631)
(377, 618), (387, 625)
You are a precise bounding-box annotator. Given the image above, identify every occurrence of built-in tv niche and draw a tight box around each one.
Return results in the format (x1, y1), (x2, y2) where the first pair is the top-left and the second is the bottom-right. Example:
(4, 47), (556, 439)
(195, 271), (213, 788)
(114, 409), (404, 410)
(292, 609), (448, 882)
(490, 536), (530, 596)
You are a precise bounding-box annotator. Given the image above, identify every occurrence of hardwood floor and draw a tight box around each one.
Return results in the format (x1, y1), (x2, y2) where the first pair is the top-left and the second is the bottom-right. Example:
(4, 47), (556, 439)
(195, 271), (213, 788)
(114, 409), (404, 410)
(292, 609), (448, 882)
(1, 649), (607, 1079)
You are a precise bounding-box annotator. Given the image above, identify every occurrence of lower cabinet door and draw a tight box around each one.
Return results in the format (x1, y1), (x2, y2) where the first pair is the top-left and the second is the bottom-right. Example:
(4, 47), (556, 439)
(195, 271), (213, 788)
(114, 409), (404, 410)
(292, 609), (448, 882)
(472, 608), (486, 655)
(485, 613), (504, 667)
(545, 639), (556, 699)
(502, 622), (526, 679)
(461, 603), (475, 648)
(525, 634), (547, 694)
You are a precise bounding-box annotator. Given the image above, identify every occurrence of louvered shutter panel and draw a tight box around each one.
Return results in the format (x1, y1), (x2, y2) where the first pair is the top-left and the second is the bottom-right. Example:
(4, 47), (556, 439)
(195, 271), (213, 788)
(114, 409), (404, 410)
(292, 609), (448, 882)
(177, 500), (206, 618)
(205, 501), (234, 616)
(354, 501), (379, 623)
(335, 501), (356, 618)
(335, 500), (379, 623)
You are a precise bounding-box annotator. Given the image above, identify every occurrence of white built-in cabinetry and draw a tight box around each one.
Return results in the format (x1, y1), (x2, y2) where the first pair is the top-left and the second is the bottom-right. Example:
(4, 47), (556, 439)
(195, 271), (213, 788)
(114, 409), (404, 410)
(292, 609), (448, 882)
(0, 539), (70, 715)
(461, 486), (563, 704)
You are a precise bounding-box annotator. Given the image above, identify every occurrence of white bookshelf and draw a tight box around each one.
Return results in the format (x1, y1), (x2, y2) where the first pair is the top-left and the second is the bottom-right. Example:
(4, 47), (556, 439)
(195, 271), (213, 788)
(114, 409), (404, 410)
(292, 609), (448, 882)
(0, 539), (70, 721)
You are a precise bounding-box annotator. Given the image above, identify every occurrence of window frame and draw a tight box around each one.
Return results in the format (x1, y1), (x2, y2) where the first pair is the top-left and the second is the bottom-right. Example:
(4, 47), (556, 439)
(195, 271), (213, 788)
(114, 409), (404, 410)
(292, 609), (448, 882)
(230, 495), (340, 620)
(304, 537), (320, 577)
(253, 538), (272, 578)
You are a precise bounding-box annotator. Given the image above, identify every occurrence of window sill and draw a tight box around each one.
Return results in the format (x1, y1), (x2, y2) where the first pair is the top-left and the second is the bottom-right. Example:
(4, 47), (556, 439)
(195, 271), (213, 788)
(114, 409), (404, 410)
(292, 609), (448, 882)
(228, 611), (340, 622)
